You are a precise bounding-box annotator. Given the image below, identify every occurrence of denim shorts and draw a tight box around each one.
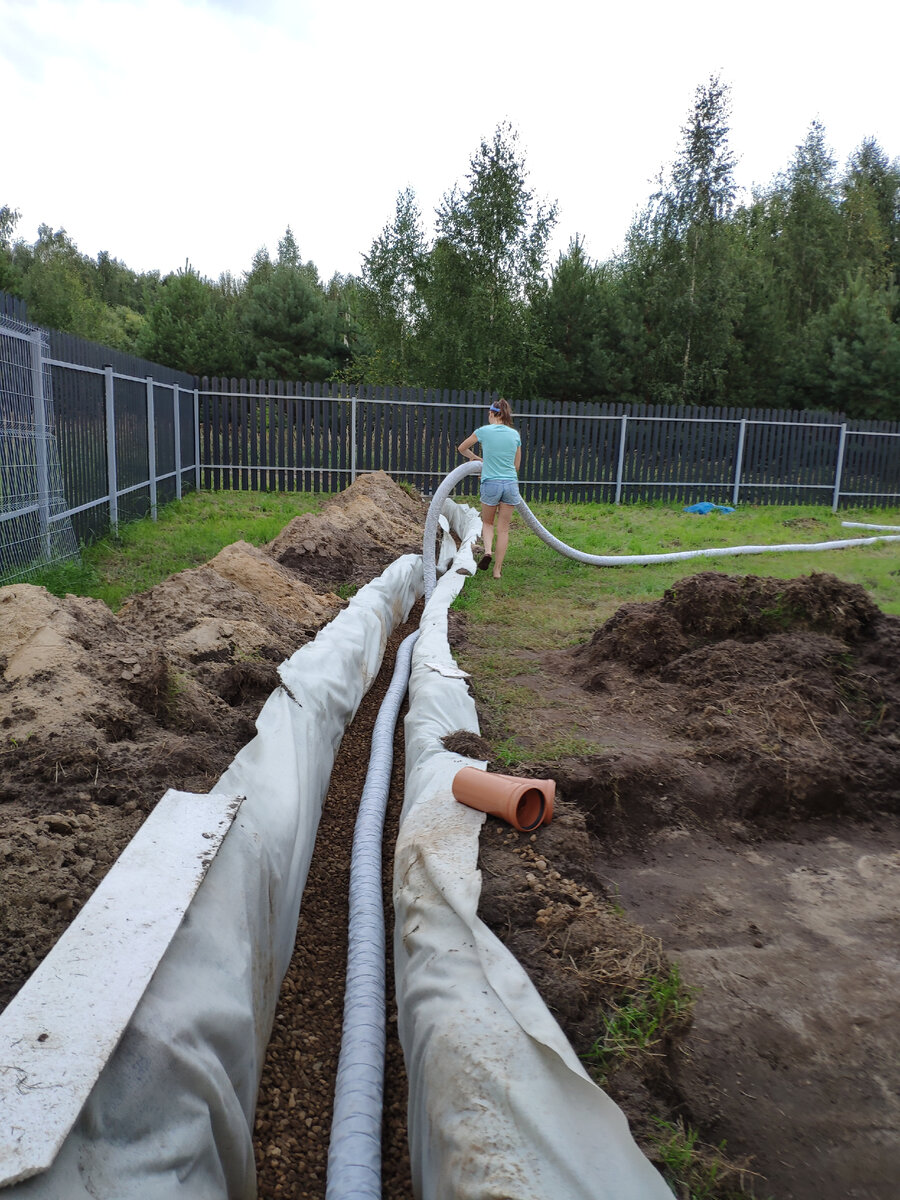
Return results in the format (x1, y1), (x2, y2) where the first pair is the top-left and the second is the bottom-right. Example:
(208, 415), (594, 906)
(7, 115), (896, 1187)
(480, 477), (521, 507)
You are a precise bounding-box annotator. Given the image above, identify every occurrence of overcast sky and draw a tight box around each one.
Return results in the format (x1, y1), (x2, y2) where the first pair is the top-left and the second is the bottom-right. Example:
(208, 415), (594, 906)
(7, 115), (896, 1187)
(3, 0), (898, 285)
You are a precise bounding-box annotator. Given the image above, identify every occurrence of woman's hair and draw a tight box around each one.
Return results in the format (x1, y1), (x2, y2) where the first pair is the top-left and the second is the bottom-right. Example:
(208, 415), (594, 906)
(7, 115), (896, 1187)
(490, 397), (514, 426)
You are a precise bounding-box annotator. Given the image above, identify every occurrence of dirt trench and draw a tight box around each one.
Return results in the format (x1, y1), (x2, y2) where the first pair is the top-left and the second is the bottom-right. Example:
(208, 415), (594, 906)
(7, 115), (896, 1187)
(0, 472), (429, 1200)
(0, 471), (430, 1015)
(253, 613), (419, 1198)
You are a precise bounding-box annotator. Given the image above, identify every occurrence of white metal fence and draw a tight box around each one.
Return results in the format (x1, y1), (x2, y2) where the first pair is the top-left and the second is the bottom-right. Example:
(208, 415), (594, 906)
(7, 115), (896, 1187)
(0, 317), (79, 580)
(1, 313), (200, 582)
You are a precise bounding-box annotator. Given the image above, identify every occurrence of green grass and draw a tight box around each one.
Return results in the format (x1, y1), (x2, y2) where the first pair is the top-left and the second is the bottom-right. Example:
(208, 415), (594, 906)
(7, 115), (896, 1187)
(7, 489), (330, 610)
(453, 500), (900, 637)
(581, 964), (695, 1080)
(493, 733), (605, 768)
(9, 492), (900, 625)
(648, 1117), (767, 1200)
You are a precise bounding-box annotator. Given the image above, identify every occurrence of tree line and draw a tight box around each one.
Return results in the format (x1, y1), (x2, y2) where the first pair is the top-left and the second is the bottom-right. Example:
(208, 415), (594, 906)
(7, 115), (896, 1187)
(2, 77), (898, 419)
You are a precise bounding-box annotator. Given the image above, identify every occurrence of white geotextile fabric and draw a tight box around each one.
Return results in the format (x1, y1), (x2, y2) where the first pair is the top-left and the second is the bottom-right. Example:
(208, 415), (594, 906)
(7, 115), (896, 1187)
(395, 502), (673, 1200)
(6, 555), (423, 1199)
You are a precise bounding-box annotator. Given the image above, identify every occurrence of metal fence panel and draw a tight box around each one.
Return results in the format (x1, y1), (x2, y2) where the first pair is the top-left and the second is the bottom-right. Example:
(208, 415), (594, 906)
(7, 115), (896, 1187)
(196, 380), (900, 510)
(0, 318), (79, 578)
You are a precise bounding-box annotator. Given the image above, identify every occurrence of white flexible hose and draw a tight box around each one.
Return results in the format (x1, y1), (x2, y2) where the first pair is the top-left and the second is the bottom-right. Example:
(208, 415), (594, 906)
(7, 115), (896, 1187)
(423, 461), (482, 600)
(326, 630), (420, 1200)
(423, 462), (900, 598)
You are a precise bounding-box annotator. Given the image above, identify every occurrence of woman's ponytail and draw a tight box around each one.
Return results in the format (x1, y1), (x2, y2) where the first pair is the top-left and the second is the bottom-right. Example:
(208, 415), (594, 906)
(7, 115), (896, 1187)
(496, 398), (513, 426)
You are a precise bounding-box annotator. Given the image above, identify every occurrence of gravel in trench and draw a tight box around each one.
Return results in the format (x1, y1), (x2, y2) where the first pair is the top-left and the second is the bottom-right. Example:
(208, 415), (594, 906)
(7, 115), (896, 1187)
(252, 610), (420, 1199)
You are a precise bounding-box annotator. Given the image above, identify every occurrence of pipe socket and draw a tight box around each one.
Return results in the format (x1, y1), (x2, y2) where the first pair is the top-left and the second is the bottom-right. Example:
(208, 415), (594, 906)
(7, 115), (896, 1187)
(452, 767), (556, 831)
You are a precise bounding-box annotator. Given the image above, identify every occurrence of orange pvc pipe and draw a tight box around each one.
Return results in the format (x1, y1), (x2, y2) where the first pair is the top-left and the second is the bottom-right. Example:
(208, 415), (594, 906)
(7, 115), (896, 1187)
(452, 767), (556, 832)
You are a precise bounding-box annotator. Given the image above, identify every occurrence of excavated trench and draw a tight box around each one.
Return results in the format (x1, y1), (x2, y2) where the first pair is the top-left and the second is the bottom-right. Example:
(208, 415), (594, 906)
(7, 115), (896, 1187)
(252, 612), (420, 1199)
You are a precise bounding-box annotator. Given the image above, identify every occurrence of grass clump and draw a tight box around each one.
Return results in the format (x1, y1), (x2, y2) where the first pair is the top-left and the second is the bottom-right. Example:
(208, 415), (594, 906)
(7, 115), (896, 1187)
(581, 963), (695, 1082)
(578, 967), (764, 1198)
(648, 1117), (767, 1200)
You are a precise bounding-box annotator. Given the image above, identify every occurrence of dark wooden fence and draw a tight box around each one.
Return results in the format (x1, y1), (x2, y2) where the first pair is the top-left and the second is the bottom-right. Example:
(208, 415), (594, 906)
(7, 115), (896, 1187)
(0, 292), (28, 321)
(200, 379), (900, 510)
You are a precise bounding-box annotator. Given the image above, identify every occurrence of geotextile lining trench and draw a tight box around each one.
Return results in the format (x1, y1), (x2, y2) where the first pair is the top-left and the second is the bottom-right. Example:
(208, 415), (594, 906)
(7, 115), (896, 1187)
(254, 614), (422, 1199)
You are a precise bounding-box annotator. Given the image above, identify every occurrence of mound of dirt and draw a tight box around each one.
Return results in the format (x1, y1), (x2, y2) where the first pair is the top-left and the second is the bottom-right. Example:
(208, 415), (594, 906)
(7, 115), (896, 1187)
(268, 470), (428, 585)
(580, 571), (881, 673)
(564, 571), (900, 837)
(0, 471), (428, 1016)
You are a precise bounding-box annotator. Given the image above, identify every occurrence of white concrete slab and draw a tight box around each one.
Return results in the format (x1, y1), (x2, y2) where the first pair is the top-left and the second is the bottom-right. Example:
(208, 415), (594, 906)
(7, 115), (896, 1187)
(0, 789), (244, 1187)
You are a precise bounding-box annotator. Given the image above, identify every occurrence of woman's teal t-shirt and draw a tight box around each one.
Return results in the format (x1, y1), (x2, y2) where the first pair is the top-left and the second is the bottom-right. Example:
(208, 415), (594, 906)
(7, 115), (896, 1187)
(475, 424), (520, 479)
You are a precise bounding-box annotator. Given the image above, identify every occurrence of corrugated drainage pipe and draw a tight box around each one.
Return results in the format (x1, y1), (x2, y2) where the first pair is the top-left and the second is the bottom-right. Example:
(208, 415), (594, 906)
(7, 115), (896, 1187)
(325, 629), (420, 1200)
(423, 461), (900, 600)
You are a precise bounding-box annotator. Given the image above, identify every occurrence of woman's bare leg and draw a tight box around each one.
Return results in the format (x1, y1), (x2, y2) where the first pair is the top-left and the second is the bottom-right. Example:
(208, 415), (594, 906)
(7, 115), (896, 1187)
(480, 503), (498, 567)
(493, 504), (514, 578)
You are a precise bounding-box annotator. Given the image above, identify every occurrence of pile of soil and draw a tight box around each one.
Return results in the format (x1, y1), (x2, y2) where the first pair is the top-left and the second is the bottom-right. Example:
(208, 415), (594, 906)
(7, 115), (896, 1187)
(0, 470), (426, 1014)
(464, 569), (900, 1199)
(267, 471), (428, 585)
(564, 570), (899, 836)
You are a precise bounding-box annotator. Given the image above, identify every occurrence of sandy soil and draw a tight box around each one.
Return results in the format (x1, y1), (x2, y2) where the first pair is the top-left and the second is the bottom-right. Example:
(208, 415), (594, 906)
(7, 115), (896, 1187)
(2, 476), (898, 1200)
(0, 472), (427, 1014)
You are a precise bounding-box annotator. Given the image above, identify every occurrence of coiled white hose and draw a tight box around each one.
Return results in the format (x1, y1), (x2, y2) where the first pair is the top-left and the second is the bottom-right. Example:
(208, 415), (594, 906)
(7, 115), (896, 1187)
(326, 630), (420, 1200)
(423, 461), (900, 600)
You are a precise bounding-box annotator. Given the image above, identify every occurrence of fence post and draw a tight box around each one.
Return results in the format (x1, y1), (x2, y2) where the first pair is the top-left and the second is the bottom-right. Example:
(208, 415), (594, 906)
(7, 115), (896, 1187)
(173, 384), (182, 500)
(104, 365), (119, 535)
(614, 414), (627, 504)
(832, 424), (848, 512)
(350, 393), (358, 483)
(193, 388), (201, 491)
(732, 419), (747, 506)
(145, 376), (157, 520)
(29, 329), (51, 558)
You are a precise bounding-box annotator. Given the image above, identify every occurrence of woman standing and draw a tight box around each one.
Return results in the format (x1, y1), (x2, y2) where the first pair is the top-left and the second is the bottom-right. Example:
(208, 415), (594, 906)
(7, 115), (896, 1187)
(457, 398), (522, 580)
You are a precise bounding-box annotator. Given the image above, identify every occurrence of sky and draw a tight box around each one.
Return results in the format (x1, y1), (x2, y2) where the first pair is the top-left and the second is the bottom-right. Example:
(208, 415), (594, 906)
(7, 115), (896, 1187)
(3, 0), (898, 286)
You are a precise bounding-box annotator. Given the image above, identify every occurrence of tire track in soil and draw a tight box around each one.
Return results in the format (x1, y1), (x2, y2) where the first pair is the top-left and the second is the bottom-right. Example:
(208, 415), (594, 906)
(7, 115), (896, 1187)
(253, 610), (419, 1199)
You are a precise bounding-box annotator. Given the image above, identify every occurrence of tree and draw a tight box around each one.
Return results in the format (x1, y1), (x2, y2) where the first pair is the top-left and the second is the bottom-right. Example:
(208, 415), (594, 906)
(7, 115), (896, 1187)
(786, 272), (900, 418)
(0, 205), (23, 295)
(352, 188), (429, 384)
(16, 225), (108, 337)
(533, 238), (641, 402)
(419, 122), (557, 394)
(770, 121), (845, 328)
(238, 231), (350, 381)
(137, 264), (242, 376)
(841, 138), (900, 288)
(625, 76), (742, 403)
